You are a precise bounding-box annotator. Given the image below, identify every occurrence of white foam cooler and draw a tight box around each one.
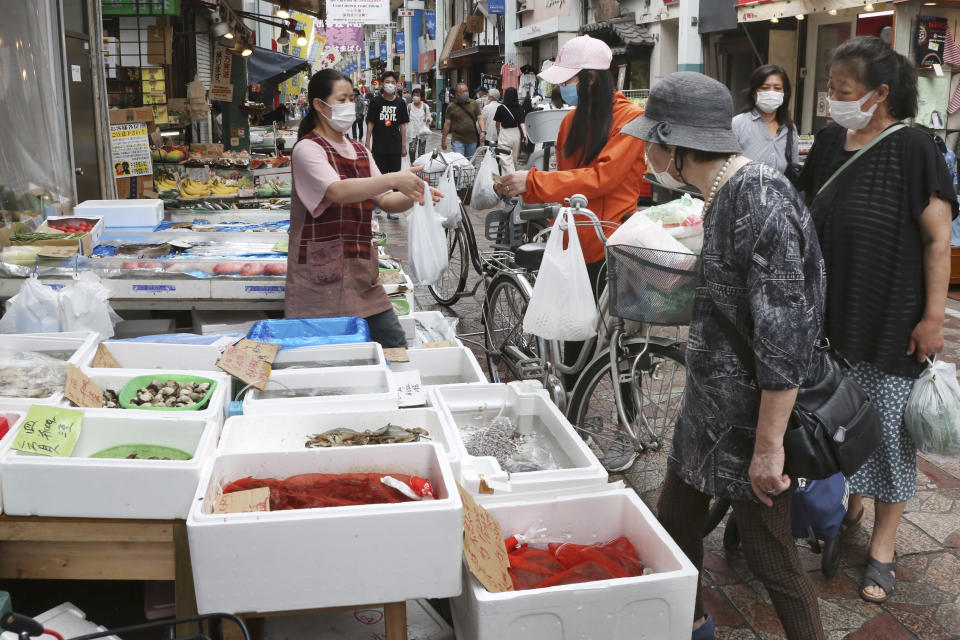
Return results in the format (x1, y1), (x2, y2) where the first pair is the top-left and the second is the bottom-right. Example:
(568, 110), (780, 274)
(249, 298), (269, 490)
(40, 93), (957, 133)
(86, 340), (224, 370)
(187, 443), (463, 614)
(72, 369), (230, 421)
(390, 347), (486, 387)
(0, 411), (218, 518)
(430, 383), (607, 498)
(450, 488), (698, 640)
(0, 410), (25, 513)
(0, 332), (100, 408)
(271, 342), (387, 371)
(399, 311), (462, 348)
(242, 367), (396, 415)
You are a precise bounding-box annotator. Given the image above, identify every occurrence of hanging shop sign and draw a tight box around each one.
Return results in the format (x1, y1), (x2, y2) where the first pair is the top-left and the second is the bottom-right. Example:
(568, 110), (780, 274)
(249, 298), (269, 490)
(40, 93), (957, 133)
(426, 11), (437, 39)
(110, 122), (153, 178)
(489, 0), (506, 15)
(102, 0), (180, 15)
(396, 31), (405, 53)
(316, 24), (365, 51)
(399, 10), (415, 17)
(308, 33), (328, 70)
(380, 42), (388, 59)
(327, 0), (391, 26)
(213, 45), (233, 85)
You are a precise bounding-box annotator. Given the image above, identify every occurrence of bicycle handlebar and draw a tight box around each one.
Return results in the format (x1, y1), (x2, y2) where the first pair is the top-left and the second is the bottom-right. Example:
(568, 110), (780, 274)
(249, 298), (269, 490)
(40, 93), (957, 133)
(517, 204), (561, 222)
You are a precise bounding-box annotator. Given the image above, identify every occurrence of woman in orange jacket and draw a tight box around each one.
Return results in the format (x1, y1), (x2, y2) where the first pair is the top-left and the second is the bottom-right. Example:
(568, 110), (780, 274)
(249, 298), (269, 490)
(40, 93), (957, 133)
(496, 35), (650, 290)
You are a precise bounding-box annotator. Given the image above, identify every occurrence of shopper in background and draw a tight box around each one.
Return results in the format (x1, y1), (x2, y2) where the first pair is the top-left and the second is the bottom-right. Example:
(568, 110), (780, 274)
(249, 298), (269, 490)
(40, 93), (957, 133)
(732, 64), (800, 178)
(494, 87), (528, 172)
(629, 71), (827, 640)
(796, 36), (957, 604)
(480, 88), (501, 145)
(352, 87), (365, 141)
(407, 87), (432, 161)
(365, 70), (410, 220)
(288, 70), (439, 347)
(441, 81), (484, 157)
(475, 85), (488, 107)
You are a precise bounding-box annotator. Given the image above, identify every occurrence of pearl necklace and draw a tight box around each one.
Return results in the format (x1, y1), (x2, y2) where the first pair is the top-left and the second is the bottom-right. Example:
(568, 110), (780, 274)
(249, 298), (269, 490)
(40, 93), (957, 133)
(703, 154), (739, 214)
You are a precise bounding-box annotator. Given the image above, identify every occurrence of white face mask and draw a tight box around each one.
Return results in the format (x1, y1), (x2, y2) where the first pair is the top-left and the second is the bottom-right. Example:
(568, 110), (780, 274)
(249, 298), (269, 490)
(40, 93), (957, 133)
(827, 90), (876, 131)
(756, 90), (784, 114)
(319, 99), (355, 133)
(646, 150), (686, 191)
(382, 83), (397, 94)
(413, 96), (421, 103)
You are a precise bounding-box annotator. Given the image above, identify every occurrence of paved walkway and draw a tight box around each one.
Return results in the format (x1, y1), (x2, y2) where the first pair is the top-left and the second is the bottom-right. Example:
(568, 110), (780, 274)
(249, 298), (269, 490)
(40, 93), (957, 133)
(380, 171), (960, 638)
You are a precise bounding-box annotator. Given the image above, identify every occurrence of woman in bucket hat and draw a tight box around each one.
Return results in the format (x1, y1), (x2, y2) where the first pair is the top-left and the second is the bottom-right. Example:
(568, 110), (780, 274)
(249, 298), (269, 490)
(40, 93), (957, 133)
(622, 72), (827, 640)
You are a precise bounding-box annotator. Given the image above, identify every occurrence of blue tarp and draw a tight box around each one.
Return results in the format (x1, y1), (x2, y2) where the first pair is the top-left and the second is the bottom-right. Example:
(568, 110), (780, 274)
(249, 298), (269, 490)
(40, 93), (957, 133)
(246, 317), (370, 349)
(247, 47), (310, 86)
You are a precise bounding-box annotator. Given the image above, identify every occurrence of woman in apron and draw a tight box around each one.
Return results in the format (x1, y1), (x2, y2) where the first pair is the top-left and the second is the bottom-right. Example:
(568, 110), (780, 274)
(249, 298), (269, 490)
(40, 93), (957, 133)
(287, 69), (440, 347)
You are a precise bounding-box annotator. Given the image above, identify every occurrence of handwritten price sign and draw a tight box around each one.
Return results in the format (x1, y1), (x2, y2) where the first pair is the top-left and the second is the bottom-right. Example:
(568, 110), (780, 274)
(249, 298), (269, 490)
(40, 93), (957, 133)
(214, 487), (271, 514)
(92, 343), (122, 368)
(65, 364), (104, 408)
(233, 338), (281, 364)
(12, 405), (84, 457)
(457, 484), (514, 593)
(217, 345), (272, 390)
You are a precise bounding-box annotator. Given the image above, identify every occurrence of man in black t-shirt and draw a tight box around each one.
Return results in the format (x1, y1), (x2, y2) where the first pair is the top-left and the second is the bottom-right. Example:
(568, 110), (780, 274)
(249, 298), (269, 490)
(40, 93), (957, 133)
(365, 71), (410, 219)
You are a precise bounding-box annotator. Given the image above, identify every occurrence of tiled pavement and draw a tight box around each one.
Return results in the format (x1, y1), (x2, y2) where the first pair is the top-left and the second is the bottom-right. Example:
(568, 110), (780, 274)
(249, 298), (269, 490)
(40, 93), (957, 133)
(380, 153), (960, 637)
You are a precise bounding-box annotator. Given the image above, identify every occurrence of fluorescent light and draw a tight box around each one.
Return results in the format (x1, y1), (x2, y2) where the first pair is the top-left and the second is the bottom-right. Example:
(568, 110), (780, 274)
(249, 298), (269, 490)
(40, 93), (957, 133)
(796, 14), (805, 20)
(865, 3), (874, 10)
(859, 9), (894, 17)
(828, 9), (838, 14)
(770, 17), (779, 23)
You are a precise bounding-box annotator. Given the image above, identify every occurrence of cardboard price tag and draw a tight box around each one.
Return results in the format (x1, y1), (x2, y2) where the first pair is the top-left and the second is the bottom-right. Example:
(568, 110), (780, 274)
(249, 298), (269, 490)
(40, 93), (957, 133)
(380, 270), (406, 285)
(457, 484), (514, 593)
(232, 338), (280, 365)
(383, 347), (410, 363)
(91, 343), (122, 368)
(214, 487), (271, 514)
(423, 340), (452, 349)
(217, 345), (272, 390)
(64, 364), (104, 408)
(391, 369), (425, 407)
(12, 405), (84, 457)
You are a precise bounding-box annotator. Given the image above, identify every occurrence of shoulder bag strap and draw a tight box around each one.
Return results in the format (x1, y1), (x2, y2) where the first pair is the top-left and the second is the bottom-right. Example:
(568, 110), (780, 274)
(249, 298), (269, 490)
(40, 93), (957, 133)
(785, 126), (795, 170)
(455, 102), (480, 143)
(816, 124), (905, 195)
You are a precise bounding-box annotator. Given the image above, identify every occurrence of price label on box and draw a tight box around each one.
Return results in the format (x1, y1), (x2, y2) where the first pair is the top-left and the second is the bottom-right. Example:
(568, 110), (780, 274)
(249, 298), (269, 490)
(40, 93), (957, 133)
(92, 343), (122, 368)
(217, 345), (272, 390)
(12, 405), (84, 457)
(392, 370), (425, 407)
(215, 487), (271, 514)
(65, 364), (104, 408)
(458, 484), (514, 593)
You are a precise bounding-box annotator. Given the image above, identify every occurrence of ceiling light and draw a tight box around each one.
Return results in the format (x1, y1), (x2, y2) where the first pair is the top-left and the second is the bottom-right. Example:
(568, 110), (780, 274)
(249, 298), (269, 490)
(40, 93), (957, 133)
(865, 3), (874, 10)
(796, 14), (805, 20)
(277, 31), (290, 45)
(210, 13), (230, 38)
(241, 43), (254, 57)
(923, 2), (937, 5)
(296, 30), (308, 47)
(770, 17), (778, 23)
(276, 1), (291, 19)
(828, 9), (838, 14)
(223, 28), (235, 39)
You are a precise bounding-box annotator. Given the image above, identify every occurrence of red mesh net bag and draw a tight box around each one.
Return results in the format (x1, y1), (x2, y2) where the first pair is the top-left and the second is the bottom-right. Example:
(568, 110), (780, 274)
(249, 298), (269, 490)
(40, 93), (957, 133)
(506, 545), (565, 590)
(505, 535), (644, 590)
(550, 536), (644, 578)
(223, 473), (419, 510)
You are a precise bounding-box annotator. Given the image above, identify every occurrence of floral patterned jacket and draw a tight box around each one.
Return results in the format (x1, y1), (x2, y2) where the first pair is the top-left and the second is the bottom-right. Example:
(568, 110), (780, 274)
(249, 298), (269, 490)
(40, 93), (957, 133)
(668, 162), (826, 502)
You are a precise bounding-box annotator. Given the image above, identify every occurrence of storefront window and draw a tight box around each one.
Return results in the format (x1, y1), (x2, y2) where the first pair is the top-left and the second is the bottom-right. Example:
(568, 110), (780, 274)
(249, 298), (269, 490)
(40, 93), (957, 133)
(812, 22), (851, 133)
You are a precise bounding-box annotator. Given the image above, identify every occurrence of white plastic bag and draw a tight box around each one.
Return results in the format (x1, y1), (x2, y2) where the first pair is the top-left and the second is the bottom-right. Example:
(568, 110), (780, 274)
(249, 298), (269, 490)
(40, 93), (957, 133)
(470, 150), (500, 210)
(0, 275), (62, 333)
(407, 194), (449, 285)
(59, 272), (121, 340)
(523, 209), (599, 340)
(905, 357), (960, 454)
(436, 165), (461, 229)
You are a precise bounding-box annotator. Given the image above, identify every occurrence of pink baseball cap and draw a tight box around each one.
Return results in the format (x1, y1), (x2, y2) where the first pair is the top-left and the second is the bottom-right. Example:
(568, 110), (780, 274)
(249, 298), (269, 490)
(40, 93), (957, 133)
(538, 35), (613, 85)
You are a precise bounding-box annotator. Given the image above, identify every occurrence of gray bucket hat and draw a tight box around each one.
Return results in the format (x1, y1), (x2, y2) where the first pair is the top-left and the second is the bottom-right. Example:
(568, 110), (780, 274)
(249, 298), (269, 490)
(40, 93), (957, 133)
(622, 72), (741, 154)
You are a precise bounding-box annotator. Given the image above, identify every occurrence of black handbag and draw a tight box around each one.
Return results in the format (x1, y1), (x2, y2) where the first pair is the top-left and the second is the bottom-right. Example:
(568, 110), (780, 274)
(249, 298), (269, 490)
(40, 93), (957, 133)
(712, 306), (883, 480)
(783, 126), (802, 183)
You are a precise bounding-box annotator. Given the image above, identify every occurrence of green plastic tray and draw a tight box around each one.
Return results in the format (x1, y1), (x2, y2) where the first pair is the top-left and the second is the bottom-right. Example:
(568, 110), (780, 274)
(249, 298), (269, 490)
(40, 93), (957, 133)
(91, 444), (193, 460)
(118, 374), (217, 411)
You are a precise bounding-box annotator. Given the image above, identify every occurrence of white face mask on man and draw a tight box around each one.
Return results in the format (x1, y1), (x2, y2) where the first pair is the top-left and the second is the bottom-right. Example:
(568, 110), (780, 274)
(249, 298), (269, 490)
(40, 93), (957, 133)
(382, 83), (397, 95)
(827, 90), (876, 131)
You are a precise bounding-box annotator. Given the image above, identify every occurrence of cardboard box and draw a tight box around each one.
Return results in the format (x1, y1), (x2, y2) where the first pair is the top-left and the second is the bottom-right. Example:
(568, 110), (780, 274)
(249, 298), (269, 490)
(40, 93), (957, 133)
(109, 106), (154, 125)
(147, 22), (172, 65)
(116, 175), (154, 199)
(11, 216), (105, 257)
(45, 215), (105, 245)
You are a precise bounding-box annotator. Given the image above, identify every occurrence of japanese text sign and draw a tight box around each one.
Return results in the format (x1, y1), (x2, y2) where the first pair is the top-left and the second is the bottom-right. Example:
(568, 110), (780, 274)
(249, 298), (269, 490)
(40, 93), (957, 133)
(457, 484), (514, 593)
(12, 405), (84, 457)
(65, 364), (104, 408)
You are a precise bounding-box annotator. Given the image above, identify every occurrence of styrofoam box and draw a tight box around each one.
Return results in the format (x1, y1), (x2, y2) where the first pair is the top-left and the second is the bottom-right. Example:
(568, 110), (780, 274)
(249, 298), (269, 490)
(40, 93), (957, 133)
(0, 331), (100, 408)
(450, 488), (698, 640)
(0, 410), (26, 514)
(242, 367), (396, 415)
(0, 602), (119, 640)
(1, 411), (218, 519)
(430, 383), (607, 498)
(400, 311), (462, 348)
(263, 599), (454, 640)
(390, 347), (486, 387)
(192, 310), (268, 335)
(217, 408), (461, 478)
(187, 443), (463, 614)
(72, 369), (230, 422)
(113, 317), (176, 339)
(76, 198), (164, 228)
(272, 342), (387, 371)
(87, 340), (223, 371)
(382, 271), (415, 295)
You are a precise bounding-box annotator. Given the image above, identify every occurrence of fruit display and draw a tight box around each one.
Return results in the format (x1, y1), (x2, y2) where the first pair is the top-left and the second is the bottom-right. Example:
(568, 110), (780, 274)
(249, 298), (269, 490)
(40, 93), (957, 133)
(152, 145), (188, 164)
(179, 178), (213, 198)
(251, 155), (290, 170)
(45, 220), (95, 234)
(256, 178), (292, 198)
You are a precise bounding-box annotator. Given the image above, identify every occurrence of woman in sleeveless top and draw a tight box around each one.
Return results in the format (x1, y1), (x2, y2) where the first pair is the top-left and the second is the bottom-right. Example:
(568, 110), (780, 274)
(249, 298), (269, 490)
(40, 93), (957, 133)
(287, 70), (442, 347)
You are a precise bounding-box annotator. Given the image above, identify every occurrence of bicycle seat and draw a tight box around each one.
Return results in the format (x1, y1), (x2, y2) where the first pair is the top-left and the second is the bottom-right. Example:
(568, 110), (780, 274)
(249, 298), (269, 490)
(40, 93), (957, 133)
(515, 242), (546, 271)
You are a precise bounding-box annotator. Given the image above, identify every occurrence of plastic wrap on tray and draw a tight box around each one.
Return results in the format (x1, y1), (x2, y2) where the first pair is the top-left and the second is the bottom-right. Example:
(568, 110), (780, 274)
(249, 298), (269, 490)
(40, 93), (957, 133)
(245, 317), (371, 348)
(0, 350), (67, 398)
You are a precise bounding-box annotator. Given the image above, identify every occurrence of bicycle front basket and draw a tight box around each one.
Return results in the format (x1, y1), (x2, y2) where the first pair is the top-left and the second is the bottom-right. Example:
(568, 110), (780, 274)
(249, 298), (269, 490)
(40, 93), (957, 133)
(606, 244), (700, 325)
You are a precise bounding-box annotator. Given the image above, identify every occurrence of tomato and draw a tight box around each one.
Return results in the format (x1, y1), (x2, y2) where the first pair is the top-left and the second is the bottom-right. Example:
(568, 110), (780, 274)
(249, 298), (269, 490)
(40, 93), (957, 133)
(264, 263), (287, 276)
(240, 263), (265, 277)
(213, 262), (244, 275)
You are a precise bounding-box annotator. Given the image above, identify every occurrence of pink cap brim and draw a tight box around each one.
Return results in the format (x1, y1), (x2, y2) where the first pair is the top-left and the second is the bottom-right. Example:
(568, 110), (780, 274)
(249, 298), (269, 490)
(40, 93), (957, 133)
(538, 64), (579, 85)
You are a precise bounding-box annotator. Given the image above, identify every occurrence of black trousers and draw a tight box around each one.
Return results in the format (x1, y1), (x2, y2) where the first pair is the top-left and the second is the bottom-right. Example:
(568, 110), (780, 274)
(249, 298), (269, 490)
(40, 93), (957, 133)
(372, 151), (402, 175)
(352, 117), (363, 140)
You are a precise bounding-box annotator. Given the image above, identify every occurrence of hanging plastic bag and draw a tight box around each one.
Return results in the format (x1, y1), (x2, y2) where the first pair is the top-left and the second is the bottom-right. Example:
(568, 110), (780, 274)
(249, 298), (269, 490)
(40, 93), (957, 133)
(407, 194), (448, 285)
(522, 209), (600, 340)
(436, 165), (461, 229)
(59, 271), (121, 340)
(470, 150), (501, 210)
(905, 357), (960, 454)
(401, 153), (411, 170)
(0, 275), (61, 333)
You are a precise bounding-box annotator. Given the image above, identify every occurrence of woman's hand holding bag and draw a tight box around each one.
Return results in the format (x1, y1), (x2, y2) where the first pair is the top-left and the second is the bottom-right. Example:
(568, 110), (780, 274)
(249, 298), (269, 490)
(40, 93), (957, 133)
(470, 150), (501, 210)
(522, 209), (600, 341)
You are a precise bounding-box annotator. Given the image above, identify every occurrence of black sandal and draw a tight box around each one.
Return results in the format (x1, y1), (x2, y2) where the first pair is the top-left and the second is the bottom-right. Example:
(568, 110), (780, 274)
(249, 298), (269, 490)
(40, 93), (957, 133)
(860, 556), (896, 603)
(841, 505), (865, 536)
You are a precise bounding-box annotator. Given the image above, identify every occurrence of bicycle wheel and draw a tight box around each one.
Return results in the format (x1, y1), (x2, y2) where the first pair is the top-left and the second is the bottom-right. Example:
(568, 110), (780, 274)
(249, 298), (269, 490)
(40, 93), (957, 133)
(427, 221), (469, 306)
(483, 274), (539, 383)
(566, 340), (685, 507)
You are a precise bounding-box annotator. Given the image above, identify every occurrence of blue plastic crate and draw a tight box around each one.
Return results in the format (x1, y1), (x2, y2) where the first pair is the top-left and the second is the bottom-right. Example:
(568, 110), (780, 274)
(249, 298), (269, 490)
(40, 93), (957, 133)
(245, 317), (370, 349)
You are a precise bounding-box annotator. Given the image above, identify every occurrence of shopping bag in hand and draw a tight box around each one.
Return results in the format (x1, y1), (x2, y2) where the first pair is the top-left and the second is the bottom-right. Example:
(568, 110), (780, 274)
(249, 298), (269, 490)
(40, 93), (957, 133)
(905, 357), (960, 454)
(436, 165), (461, 229)
(407, 193), (449, 285)
(522, 209), (599, 341)
(470, 150), (500, 210)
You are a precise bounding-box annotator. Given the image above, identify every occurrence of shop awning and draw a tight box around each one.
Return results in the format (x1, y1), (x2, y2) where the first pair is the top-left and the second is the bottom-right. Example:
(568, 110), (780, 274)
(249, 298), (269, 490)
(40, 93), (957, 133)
(439, 23), (468, 69)
(246, 47), (311, 86)
(580, 14), (654, 55)
(737, 0), (879, 22)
